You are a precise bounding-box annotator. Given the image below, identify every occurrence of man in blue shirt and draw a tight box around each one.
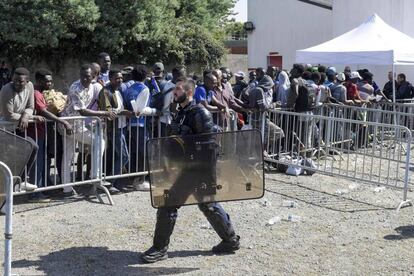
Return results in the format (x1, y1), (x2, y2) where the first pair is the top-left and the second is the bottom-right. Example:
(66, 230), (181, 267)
(194, 71), (220, 112)
(123, 65), (157, 191)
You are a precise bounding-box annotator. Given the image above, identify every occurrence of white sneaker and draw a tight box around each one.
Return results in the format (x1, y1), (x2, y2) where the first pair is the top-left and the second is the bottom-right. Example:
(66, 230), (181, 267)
(17, 182), (37, 191)
(102, 181), (112, 187)
(63, 187), (74, 193)
(134, 181), (151, 191)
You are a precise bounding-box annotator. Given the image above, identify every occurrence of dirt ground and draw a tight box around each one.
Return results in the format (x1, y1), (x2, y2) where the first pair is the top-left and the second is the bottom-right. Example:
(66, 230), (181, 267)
(1, 172), (414, 276)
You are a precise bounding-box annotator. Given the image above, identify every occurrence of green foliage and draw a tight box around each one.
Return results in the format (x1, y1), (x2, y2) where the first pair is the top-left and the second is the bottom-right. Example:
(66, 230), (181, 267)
(0, 0), (236, 69)
(224, 21), (247, 40)
(0, 0), (99, 64)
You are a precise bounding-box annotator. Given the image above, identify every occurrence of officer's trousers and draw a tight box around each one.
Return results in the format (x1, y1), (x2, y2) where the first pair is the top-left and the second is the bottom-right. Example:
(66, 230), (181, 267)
(153, 202), (236, 250)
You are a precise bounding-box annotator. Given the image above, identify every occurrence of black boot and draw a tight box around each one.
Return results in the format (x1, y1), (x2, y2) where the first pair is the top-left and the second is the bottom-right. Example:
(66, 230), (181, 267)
(212, 235), (240, 253)
(141, 207), (178, 263)
(198, 203), (240, 253)
(141, 246), (168, 263)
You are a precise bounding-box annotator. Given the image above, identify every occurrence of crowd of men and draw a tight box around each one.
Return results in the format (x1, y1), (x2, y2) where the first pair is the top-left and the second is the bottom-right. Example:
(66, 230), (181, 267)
(0, 52), (413, 207)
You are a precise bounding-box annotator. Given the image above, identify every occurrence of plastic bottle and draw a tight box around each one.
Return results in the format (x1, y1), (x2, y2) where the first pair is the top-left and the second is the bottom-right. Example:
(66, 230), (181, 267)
(266, 216), (281, 226)
(282, 200), (298, 207)
(287, 214), (301, 222)
(260, 198), (271, 207)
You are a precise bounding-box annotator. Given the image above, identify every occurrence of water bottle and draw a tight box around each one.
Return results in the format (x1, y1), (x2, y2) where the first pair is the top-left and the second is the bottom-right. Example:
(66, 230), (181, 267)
(266, 216), (281, 226)
(282, 200), (298, 207)
(287, 214), (301, 222)
(260, 198), (271, 207)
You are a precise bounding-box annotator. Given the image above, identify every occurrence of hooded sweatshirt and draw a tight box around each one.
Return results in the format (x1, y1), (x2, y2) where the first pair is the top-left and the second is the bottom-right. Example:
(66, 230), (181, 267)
(248, 75), (274, 112)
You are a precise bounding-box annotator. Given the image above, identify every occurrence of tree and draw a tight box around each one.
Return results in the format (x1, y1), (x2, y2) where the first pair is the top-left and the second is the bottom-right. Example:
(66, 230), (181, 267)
(0, 0), (236, 70)
(0, 0), (99, 65)
(224, 21), (247, 40)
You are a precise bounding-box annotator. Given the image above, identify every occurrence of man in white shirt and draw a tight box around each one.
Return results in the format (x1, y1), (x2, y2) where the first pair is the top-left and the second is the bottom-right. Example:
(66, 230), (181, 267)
(60, 64), (116, 195)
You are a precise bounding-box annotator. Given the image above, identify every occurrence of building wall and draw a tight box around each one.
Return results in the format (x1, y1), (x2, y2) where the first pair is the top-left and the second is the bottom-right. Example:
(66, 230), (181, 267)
(222, 54), (248, 78)
(247, 0), (332, 70)
(332, 0), (414, 87)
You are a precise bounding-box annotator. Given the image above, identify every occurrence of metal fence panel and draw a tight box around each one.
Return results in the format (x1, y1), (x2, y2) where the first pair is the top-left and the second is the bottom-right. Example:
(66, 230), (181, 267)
(264, 109), (411, 206)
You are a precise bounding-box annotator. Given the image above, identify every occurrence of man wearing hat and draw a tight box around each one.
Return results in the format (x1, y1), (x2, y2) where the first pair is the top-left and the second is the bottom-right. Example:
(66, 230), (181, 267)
(232, 71), (247, 99)
(343, 71), (369, 105)
(147, 62), (167, 95)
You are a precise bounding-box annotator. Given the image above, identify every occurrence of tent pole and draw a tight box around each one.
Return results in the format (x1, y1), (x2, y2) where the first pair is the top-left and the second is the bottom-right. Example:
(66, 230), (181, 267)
(392, 63), (396, 103)
(392, 63), (396, 125)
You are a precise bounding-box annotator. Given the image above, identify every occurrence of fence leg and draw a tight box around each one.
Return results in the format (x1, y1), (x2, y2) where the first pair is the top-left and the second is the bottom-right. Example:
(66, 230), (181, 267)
(91, 125), (114, 206)
(397, 133), (412, 212)
(1, 162), (13, 276)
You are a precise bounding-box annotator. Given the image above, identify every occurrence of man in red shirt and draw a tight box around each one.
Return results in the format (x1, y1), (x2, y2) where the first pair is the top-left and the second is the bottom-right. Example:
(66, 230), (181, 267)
(28, 69), (72, 201)
(343, 71), (369, 105)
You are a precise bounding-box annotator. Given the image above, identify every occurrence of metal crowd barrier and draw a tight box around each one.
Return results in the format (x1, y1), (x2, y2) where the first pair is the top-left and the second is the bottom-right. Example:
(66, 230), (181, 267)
(321, 103), (414, 130)
(0, 117), (111, 203)
(264, 109), (412, 210)
(101, 110), (238, 184)
(1, 161), (13, 276)
(0, 107), (239, 206)
(320, 103), (414, 162)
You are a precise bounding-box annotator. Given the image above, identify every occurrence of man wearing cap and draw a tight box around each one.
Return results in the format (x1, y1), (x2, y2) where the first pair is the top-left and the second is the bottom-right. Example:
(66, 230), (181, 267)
(233, 71), (248, 99)
(357, 70), (375, 100)
(146, 62), (167, 104)
(325, 71), (353, 105)
(343, 71), (369, 105)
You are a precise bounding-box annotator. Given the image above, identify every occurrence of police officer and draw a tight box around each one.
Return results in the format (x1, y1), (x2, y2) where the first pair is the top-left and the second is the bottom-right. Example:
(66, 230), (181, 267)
(141, 77), (240, 263)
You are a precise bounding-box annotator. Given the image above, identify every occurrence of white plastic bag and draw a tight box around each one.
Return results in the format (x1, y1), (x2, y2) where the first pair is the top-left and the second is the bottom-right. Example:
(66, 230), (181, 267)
(241, 124), (253, 130)
(286, 157), (304, 176)
(303, 158), (317, 175)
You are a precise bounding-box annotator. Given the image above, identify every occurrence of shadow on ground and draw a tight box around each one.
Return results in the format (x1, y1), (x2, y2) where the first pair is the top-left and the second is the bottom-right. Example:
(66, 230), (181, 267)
(384, 225), (414, 240)
(265, 177), (395, 213)
(12, 246), (199, 276)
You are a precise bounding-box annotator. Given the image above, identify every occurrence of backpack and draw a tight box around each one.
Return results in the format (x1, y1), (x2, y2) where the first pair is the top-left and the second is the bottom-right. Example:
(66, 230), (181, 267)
(42, 89), (67, 115)
(150, 86), (174, 111)
(258, 86), (273, 110)
(295, 78), (316, 112)
(263, 86), (273, 109)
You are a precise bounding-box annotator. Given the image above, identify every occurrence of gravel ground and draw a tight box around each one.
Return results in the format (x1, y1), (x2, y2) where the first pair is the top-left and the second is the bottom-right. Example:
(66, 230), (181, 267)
(1, 172), (414, 276)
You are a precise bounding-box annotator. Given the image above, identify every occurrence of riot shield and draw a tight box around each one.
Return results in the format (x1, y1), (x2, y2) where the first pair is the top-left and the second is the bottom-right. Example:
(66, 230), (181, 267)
(0, 129), (37, 178)
(146, 129), (264, 208)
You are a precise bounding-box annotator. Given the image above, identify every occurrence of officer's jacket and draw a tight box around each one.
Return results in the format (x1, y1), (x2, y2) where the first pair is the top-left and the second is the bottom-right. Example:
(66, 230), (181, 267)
(170, 100), (215, 136)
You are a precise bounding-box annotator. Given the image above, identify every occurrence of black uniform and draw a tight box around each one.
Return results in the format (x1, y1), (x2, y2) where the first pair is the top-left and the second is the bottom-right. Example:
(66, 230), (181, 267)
(152, 100), (238, 251)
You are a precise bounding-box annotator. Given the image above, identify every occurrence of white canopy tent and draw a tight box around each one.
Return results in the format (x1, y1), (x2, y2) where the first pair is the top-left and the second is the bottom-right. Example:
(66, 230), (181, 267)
(296, 14), (414, 101)
(296, 13), (414, 65)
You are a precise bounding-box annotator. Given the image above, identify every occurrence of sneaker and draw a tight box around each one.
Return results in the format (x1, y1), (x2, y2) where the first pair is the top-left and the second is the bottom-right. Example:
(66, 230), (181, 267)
(141, 246), (168, 263)
(102, 181), (112, 187)
(134, 181), (151, 192)
(28, 193), (51, 203)
(63, 187), (77, 197)
(16, 181), (37, 192)
(212, 235), (240, 254)
(108, 186), (120, 194)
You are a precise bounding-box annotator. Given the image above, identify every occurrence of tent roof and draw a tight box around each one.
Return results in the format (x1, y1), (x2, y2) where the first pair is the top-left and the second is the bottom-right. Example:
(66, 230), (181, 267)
(296, 14), (414, 65)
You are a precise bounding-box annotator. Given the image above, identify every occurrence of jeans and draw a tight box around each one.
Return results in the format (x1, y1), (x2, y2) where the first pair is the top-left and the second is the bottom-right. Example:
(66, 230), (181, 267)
(29, 137), (45, 188)
(46, 122), (63, 185)
(128, 126), (147, 173)
(105, 126), (129, 177)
